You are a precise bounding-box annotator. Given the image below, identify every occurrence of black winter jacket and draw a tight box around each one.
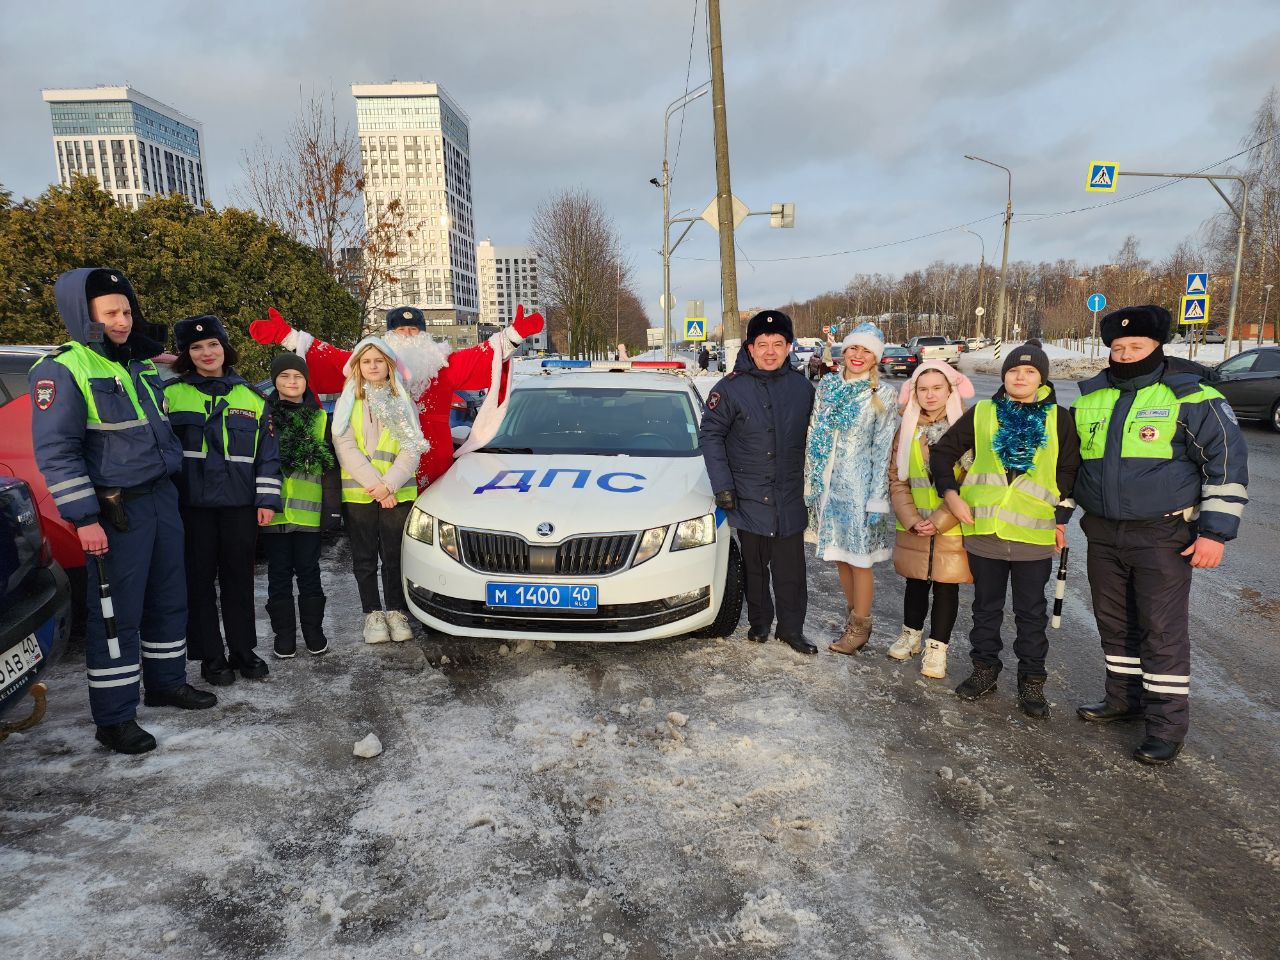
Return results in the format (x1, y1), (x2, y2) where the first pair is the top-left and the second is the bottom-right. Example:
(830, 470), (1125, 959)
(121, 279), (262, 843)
(698, 348), (815, 537)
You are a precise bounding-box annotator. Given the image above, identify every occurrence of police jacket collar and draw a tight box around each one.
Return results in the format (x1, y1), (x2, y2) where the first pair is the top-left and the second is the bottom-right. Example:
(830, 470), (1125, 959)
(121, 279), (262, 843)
(180, 368), (253, 394)
(734, 346), (794, 380)
(1080, 359), (1204, 400)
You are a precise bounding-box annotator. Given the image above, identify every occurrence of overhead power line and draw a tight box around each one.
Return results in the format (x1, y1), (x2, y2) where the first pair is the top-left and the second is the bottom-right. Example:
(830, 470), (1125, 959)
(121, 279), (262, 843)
(669, 0), (701, 184)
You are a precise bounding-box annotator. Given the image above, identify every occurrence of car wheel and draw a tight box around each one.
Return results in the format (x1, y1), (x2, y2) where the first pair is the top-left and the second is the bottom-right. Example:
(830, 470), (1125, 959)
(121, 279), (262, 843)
(1271, 399), (1280, 433)
(695, 539), (743, 639)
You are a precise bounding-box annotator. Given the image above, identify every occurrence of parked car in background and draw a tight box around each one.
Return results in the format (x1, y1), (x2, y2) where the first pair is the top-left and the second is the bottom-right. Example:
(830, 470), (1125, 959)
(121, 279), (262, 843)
(1210, 346), (1280, 431)
(879, 345), (920, 378)
(905, 335), (960, 365)
(952, 338), (969, 354)
(965, 337), (982, 351)
(1202, 329), (1226, 344)
(0, 474), (71, 727)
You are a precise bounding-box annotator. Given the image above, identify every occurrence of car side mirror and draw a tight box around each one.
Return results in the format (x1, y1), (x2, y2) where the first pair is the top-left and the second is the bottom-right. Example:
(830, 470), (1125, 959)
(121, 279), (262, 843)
(451, 425), (472, 448)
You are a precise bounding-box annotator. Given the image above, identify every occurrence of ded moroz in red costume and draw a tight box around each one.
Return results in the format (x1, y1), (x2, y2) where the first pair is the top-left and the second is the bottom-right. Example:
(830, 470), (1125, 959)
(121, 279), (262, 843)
(249, 305), (544, 489)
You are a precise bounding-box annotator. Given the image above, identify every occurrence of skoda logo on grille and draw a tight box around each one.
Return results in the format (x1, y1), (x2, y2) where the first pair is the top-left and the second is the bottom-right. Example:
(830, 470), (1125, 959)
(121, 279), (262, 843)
(536, 522), (555, 538)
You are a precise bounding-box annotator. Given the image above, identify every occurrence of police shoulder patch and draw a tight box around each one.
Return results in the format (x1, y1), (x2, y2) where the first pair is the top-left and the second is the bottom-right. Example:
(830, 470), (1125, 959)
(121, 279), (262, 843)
(1221, 402), (1239, 425)
(707, 392), (722, 411)
(34, 379), (56, 410)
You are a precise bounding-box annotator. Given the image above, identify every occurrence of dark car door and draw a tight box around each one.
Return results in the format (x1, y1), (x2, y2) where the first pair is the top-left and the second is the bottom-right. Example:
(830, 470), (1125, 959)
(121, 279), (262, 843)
(1212, 351), (1261, 417)
(1237, 349), (1280, 423)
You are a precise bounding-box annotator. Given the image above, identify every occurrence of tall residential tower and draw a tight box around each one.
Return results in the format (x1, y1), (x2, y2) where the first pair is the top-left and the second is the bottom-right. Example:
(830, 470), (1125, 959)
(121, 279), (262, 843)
(42, 86), (206, 209)
(351, 82), (479, 344)
(476, 240), (545, 351)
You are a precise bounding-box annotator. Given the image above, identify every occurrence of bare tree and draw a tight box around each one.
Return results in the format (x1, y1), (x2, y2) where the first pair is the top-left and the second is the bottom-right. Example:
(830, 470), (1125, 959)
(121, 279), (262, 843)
(236, 93), (409, 321)
(530, 188), (624, 358)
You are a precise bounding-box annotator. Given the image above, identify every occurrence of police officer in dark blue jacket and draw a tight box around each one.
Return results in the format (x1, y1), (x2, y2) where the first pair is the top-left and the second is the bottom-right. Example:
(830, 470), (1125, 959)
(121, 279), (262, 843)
(28, 268), (217, 755)
(699, 311), (817, 654)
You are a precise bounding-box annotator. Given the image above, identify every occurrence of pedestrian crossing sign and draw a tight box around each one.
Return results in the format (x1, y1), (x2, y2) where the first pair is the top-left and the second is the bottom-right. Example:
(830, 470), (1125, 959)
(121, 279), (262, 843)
(1086, 161), (1119, 193)
(684, 317), (707, 341)
(1180, 294), (1210, 325)
(1185, 272), (1208, 295)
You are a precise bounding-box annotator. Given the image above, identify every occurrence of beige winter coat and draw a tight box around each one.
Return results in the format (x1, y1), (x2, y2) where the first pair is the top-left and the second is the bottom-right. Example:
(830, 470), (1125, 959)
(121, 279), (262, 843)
(889, 413), (972, 584)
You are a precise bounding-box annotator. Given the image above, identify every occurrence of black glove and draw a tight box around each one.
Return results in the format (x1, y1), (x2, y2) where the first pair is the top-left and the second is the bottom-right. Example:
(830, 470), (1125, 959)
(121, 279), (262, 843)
(714, 490), (737, 512)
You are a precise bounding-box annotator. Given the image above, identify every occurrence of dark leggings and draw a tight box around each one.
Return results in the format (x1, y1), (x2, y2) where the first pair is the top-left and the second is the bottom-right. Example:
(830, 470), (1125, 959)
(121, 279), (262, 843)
(902, 577), (960, 643)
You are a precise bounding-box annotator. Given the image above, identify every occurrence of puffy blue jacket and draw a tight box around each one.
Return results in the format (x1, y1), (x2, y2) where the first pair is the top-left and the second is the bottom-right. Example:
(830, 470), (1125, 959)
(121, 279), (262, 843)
(698, 348), (815, 537)
(28, 269), (183, 527)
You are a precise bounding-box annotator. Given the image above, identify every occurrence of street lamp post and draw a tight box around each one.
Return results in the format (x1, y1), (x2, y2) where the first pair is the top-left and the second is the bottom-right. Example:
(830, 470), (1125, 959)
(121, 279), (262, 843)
(965, 155), (1012, 349)
(659, 85), (710, 359)
(961, 227), (986, 338)
(1262, 282), (1274, 346)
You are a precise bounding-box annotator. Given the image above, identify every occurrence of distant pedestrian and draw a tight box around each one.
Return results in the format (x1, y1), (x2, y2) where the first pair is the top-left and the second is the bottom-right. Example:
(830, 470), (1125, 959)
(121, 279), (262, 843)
(931, 339), (1080, 718)
(886, 361), (975, 679)
(803, 323), (898, 654)
(698, 345), (710, 371)
(1072, 305), (1248, 765)
(166, 315), (282, 686)
(261, 353), (336, 658)
(699, 310), (816, 654)
(332, 337), (427, 645)
(28, 269), (216, 754)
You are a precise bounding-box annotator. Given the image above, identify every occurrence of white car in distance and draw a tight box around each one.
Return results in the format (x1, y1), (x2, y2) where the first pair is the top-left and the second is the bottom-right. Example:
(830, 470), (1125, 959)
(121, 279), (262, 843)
(402, 360), (743, 642)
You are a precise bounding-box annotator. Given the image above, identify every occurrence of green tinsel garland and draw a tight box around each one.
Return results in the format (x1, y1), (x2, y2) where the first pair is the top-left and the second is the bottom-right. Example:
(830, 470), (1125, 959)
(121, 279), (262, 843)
(272, 405), (335, 476)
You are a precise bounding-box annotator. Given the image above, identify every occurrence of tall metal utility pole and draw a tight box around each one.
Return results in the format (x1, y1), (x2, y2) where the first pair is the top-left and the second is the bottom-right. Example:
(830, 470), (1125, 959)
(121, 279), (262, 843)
(707, 0), (740, 342)
(965, 155), (1013, 346)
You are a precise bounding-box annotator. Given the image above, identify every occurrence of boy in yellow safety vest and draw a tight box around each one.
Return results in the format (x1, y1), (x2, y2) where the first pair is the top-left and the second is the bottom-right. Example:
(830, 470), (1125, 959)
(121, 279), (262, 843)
(930, 340), (1081, 717)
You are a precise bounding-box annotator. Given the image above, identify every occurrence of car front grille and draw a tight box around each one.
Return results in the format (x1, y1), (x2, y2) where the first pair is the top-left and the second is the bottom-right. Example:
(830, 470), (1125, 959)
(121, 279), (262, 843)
(459, 529), (639, 577)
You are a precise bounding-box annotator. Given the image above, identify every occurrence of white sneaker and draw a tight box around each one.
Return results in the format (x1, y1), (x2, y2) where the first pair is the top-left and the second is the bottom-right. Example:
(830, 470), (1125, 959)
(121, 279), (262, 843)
(887, 624), (924, 661)
(921, 638), (949, 679)
(385, 610), (414, 643)
(363, 611), (390, 644)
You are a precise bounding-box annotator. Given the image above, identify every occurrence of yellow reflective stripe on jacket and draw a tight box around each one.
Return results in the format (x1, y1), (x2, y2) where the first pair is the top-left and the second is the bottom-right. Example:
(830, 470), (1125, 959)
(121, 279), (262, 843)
(960, 397), (1060, 545)
(165, 382), (266, 460)
(52, 342), (157, 428)
(341, 396), (417, 504)
(270, 408), (328, 529)
(895, 429), (963, 535)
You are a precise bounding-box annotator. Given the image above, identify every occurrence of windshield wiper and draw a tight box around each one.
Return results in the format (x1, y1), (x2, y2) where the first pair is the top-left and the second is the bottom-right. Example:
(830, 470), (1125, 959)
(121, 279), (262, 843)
(475, 446), (536, 454)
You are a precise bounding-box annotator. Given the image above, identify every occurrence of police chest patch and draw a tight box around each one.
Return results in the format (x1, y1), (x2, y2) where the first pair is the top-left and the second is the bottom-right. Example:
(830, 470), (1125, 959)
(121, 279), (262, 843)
(1138, 425), (1159, 442)
(34, 379), (55, 410)
(707, 392), (721, 411)
(1135, 408), (1170, 419)
(227, 408), (256, 419)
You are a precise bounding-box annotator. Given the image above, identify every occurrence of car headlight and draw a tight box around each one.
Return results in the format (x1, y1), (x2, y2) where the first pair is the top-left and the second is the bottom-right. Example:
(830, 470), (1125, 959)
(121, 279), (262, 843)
(671, 514), (716, 551)
(406, 506), (434, 544)
(438, 521), (461, 562)
(632, 526), (668, 567)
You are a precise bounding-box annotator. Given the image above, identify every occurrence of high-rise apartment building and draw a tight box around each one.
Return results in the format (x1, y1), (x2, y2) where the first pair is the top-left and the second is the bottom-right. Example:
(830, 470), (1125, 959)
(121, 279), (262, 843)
(351, 82), (479, 344)
(476, 240), (545, 351)
(42, 86), (206, 209)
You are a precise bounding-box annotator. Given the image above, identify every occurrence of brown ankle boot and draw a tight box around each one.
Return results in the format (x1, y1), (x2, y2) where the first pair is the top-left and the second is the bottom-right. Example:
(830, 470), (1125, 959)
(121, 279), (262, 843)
(829, 610), (872, 655)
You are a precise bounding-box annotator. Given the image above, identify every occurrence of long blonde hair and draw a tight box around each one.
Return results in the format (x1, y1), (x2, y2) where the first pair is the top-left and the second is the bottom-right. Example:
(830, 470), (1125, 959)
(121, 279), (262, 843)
(349, 343), (402, 402)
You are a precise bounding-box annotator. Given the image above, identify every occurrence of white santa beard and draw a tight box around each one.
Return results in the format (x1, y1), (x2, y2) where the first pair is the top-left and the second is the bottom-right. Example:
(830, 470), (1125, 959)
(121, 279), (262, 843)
(392, 333), (452, 395)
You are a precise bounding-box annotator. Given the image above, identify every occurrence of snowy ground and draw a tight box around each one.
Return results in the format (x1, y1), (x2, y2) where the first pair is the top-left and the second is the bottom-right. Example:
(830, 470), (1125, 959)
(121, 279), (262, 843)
(3, 385), (1280, 960)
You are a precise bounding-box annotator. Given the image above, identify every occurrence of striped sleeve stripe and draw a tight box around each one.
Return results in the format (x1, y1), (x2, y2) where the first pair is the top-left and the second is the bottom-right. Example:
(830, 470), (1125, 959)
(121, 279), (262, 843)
(54, 487), (98, 505)
(1202, 483), (1247, 499)
(256, 477), (282, 486)
(47, 476), (93, 494)
(1200, 497), (1245, 518)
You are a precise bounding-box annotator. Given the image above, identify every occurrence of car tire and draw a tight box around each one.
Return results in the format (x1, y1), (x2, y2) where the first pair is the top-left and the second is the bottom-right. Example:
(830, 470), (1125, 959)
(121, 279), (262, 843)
(695, 539), (743, 639)
(1271, 399), (1280, 433)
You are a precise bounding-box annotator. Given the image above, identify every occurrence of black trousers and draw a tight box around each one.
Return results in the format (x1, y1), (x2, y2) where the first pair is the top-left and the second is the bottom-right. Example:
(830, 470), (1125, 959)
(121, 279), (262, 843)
(263, 532), (323, 606)
(1082, 513), (1194, 743)
(181, 504), (259, 661)
(345, 501), (411, 613)
(966, 552), (1053, 679)
(737, 530), (807, 639)
(902, 578), (960, 643)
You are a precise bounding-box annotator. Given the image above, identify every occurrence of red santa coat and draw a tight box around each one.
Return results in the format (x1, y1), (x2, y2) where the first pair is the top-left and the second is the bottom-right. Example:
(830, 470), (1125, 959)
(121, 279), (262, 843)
(301, 336), (500, 488)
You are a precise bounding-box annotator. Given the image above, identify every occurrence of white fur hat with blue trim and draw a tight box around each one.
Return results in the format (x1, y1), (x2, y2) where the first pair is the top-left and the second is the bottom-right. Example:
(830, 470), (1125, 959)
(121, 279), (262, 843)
(839, 322), (886, 361)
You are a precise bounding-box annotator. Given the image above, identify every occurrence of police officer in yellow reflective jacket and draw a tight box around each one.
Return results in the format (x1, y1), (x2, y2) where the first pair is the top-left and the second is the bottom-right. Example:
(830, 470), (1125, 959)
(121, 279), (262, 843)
(28, 268), (217, 755)
(165, 315), (282, 686)
(1073, 305), (1249, 765)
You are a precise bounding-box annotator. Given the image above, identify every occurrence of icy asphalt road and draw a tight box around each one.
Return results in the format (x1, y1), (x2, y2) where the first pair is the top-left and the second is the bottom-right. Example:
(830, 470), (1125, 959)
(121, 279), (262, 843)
(2, 375), (1278, 960)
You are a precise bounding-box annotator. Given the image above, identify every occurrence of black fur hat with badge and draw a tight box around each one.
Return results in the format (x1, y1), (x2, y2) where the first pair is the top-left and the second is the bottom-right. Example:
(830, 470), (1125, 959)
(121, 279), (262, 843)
(1100, 304), (1174, 346)
(746, 310), (795, 344)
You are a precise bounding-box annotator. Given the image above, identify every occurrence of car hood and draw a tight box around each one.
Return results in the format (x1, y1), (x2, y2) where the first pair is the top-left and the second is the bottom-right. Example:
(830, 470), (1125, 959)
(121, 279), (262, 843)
(417, 452), (715, 538)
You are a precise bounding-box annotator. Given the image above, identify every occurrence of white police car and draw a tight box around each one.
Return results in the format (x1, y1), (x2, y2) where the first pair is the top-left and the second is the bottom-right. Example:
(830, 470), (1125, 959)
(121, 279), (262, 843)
(402, 361), (742, 642)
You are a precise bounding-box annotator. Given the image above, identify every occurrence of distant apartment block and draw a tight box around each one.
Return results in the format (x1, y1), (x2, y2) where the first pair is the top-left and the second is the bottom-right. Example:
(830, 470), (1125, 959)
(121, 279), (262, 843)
(476, 240), (545, 351)
(43, 86), (206, 209)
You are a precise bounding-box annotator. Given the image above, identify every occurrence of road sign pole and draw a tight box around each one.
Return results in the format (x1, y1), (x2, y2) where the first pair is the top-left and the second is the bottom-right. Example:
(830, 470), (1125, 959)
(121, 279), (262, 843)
(1091, 309), (1099, 359)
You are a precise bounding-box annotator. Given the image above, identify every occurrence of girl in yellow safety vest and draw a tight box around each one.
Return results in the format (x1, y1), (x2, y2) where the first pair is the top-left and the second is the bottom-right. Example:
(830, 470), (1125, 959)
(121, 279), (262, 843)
(929, 340), (1080, 718)
(887, 361), (975, 681)
(263, 353), (336, 658)
(332, 338), (428, 645)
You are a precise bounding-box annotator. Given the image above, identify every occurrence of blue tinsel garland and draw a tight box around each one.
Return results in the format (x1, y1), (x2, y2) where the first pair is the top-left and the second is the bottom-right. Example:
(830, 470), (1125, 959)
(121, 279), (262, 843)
(992, 394), (1052, 473)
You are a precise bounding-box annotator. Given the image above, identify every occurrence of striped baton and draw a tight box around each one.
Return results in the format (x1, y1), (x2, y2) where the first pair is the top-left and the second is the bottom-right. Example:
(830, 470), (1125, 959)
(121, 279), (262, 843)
(95, 557), (121, 659)
(1051, 546), (1069, 629)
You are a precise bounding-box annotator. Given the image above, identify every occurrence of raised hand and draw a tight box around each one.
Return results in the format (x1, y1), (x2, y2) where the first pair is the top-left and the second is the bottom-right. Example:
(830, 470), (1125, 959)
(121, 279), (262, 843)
(249, 307), (294, 346)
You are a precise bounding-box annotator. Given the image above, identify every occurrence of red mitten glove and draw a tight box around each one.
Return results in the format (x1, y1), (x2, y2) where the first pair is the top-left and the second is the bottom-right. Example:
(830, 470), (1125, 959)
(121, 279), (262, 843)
(248, 307), (294, 346)
(511, 304), (545, 338)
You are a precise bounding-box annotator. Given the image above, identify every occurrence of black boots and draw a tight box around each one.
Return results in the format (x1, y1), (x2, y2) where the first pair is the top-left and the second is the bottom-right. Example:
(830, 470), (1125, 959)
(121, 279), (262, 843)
(267, 596), (297, 659)
(200, 655), (236, 687)
(779, 634), (818, 655)
(1017, 675), (1049, 719)
(1076, 701), (1144, 723)
(144, 683), (218, 710)
(746, 629), (770, 643)
(96, 719), (156, 754)
(1133, 736), (1183, 765)
(298, 595), (329, 655)
(229, 651), (270, 679)
(955, 662), (1000, 700)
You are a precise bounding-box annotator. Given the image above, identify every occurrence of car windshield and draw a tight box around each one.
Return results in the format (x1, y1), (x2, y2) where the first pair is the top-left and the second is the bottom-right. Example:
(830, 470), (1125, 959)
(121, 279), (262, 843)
(883, 347), (907, 357)
(477, 386), (701, 457)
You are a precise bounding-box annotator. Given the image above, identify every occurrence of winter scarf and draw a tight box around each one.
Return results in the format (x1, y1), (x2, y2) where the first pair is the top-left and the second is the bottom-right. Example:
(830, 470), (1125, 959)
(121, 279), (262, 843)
(271, 400), (334, 476)
(894, 360), (974, 480)
(992, 393), (1053, 474)
(332, 336), (429, 457)
(806, 373), (874, 507)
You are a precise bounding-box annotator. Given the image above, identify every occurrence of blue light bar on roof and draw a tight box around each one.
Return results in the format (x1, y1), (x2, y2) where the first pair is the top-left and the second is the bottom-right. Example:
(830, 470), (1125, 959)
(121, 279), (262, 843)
(541, 359), (592, 368)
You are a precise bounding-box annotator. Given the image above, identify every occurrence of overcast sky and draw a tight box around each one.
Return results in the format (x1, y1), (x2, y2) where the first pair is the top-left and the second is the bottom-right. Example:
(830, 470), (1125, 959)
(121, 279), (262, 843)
(2, 0), (1277, 321)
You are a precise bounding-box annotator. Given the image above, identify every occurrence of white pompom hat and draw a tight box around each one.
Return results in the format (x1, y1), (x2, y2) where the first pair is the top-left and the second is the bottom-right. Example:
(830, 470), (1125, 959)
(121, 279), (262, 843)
(839, 321), (886, 361)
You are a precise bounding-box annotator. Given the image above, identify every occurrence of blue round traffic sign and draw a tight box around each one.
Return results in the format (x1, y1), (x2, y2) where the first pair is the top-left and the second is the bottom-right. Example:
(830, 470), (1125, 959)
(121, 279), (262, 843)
(1087, 293), (1107, 312)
